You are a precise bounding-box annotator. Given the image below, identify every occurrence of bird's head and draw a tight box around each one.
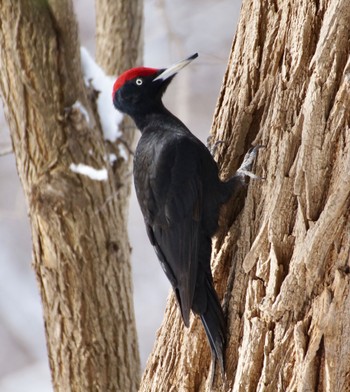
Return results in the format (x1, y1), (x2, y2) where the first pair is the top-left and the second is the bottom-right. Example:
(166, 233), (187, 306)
(112, 53), (198, 117)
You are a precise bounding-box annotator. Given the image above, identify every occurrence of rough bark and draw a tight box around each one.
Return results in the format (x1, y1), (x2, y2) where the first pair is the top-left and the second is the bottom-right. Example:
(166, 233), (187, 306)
(95, 0), (143, 75)
(139, 0), (350, 391)
(0, 0), (141, 391)
(95, 0), (143, 223)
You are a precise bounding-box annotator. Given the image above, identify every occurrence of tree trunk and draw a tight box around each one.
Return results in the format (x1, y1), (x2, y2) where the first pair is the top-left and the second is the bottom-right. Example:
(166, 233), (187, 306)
(0, 0), (142, 391)
(139, 0), (350, 391)
(95, 0), (143, 224)
(95, 0), (143, 75)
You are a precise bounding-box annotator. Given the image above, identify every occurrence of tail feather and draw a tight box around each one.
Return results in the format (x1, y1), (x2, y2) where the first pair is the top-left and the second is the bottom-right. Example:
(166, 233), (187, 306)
(200, 280), (226, 373)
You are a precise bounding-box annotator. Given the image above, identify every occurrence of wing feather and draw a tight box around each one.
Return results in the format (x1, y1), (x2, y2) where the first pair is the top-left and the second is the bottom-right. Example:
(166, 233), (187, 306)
(140, 137), (202, 326)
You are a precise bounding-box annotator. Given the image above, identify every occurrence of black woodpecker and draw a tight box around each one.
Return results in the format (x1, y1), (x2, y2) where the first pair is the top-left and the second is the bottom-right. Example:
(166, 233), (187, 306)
(112, 54), (259, 372)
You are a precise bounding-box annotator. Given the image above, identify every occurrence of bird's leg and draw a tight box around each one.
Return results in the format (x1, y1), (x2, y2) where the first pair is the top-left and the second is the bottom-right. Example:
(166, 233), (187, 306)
(221, 145), (264, 205)
(236, 145), (265, 180)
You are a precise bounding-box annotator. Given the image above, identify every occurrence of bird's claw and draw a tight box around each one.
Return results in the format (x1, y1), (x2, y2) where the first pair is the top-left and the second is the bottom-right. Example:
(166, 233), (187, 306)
(207, 137), (226, 157)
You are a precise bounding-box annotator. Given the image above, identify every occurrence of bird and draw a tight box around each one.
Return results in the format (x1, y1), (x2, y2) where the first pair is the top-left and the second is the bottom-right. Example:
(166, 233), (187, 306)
(112, 53), (259, 373)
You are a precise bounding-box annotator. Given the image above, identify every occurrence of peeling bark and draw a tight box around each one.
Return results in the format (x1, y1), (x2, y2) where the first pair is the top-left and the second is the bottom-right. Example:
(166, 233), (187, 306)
(139, 0), (350, 391)
(0, 0), (142, 391)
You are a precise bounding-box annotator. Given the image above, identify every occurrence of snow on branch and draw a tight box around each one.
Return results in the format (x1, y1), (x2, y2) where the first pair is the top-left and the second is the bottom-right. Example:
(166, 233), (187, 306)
(80, 47), (123, 142)
(70, 163), (108, 181)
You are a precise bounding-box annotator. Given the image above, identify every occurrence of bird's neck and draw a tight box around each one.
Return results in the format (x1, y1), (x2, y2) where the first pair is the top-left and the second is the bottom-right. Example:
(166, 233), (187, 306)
(132, 105), (180, 133)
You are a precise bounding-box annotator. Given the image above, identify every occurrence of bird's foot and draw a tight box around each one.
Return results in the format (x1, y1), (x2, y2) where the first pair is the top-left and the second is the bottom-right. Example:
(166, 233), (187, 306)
(236, 145), (265, 180)
(207, 136), (226, 157)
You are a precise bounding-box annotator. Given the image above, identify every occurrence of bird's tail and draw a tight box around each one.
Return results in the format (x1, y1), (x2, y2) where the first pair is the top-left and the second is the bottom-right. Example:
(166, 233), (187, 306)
(200, 279), (226, 373)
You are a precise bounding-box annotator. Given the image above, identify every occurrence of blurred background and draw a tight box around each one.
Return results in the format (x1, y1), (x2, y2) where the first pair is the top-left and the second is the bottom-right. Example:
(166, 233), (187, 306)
(0, 0), (241, 390)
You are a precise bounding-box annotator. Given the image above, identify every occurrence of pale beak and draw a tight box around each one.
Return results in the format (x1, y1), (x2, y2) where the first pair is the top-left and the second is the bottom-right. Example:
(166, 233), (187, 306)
(153, 53), (198, 82)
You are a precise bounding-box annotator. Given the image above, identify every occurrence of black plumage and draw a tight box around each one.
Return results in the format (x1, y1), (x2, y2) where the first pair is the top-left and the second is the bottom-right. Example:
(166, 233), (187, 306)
(112, 54), (257, 371)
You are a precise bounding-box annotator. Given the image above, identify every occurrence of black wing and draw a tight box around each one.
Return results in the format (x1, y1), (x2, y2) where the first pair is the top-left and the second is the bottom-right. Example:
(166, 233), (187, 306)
(136, 136), (203, 327)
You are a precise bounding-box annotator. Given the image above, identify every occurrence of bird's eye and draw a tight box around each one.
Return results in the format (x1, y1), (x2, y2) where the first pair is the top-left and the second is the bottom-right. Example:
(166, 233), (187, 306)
(136, 78), (143, 86)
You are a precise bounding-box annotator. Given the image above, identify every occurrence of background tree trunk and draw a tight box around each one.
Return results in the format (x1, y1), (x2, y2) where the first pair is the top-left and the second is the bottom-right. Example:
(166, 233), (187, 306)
(0, 0), (142, 391)
(95, 0), (143, 75)
(139, 0), (350, 391)
(95, 0), (143, 224)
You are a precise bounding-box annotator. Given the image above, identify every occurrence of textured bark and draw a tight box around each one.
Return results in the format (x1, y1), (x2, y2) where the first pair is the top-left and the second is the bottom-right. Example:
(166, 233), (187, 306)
(0, 0), (141, 391)
(95, 0), (143, 223)
(95, 0), (143, 75)
(140, 0), (350, 391)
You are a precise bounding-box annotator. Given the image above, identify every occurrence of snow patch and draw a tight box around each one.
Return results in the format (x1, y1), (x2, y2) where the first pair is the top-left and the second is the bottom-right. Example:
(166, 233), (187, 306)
(70, 163), (108, 181)
(118, 144), (129, 161)
(109, 153), (117, 163)
(80, 47), (123, 142)
(72, 100), (90, 124)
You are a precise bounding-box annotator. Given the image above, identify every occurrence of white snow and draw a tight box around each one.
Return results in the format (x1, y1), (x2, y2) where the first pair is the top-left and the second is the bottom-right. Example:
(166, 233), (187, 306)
(108, 153), (117, 163)
(72, 100), (90, 124)
(117, 144), (129, 161)
(105, 150), (127, 164)
(70, 163), (108, 181)
(80, 47), (123, 142)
